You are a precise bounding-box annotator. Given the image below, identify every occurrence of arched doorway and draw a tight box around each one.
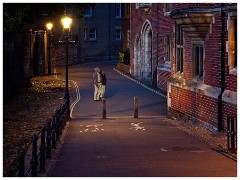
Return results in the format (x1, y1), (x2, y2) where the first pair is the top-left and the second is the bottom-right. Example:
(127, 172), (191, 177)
(141, 21), (152, 83)
(134, 35), (141, 78)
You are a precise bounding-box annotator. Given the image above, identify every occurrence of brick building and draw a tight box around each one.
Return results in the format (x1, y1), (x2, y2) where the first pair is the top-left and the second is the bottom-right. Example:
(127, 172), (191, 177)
(130, 3), (237, 132)
(130, 3), (173, 90)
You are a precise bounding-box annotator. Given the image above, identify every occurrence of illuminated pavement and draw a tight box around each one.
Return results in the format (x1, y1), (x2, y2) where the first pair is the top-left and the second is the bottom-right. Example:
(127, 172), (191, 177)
(48, 61), (237, 177)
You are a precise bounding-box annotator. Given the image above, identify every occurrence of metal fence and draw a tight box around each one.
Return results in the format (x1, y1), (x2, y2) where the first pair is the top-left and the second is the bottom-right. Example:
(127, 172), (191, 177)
(227, 114), (237, 154)
(4, 101), (68, 177)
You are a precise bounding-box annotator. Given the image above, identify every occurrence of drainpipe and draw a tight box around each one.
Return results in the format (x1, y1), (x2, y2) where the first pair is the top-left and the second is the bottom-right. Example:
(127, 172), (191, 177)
(108, 4), (111, 61)
(155, 4), (159, 87)
(218, 3), (226, 132)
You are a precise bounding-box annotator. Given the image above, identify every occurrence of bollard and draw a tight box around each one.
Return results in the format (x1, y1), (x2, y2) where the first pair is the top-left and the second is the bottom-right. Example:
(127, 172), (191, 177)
(39, 127), (46, 173)
(30, 135), (38, 177)
(17, 147), (26, 177)
(134, 97), (138, 118)
(56, 111), (60, 141)
(102, 99), (106, 119)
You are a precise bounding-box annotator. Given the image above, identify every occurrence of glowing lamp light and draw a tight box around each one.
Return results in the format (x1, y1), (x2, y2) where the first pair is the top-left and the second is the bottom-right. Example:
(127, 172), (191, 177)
(61, 17), (72, 29)
(46, 23), (53, 30)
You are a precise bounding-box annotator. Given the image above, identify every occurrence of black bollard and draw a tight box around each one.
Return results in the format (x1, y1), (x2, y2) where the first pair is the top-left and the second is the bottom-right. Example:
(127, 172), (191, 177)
(102, 99), (106, 119)
(52, 116), (56, 149)
(134, 97), (138, 118)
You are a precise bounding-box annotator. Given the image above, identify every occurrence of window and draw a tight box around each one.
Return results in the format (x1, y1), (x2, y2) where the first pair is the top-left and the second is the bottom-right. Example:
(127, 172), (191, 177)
(125, 4), (130, 17)
(229, 16), (237, 73)
(164, 34), (171, 62)
(164, 3), (172, 13)
(85, 6), (92, 17)
(84, 29), (87, 40)
(116, 3), (121, 18)
(116, 29), (122, 40)
(192, 44), (204, 79)
(89, 28), (96, 41)
(176, 24), (183, 73)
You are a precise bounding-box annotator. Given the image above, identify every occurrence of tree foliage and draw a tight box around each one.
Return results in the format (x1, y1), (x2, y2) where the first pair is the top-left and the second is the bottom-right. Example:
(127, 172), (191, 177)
(3, 3), (94, 32)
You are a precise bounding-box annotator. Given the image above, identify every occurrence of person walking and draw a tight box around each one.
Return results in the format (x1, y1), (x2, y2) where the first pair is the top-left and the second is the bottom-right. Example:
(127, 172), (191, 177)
(100, 70), (107, 100)
(93, 67), (101, 101)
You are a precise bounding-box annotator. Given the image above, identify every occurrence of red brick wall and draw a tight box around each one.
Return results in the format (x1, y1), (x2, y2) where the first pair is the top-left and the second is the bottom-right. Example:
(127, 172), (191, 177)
(169, 85), (219, 129)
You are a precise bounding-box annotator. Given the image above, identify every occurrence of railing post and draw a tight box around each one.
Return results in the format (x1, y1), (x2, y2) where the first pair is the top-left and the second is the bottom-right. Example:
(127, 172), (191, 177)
(46, 121), (52, 159)
(17, 147), (26, 177)
(39, 127), (46, 173)
(230, 116), (236, 154)
(134, 97), (138, 118)
(102, 99), (106, 119)
(30, 135), (38, 177)
(56, 110), (60, 141)
(52, 116), (56, 149)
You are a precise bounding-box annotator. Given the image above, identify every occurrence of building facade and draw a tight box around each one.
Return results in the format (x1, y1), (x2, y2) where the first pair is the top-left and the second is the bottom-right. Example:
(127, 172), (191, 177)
(130, 3), (237, 132)
(78, 3), (123, 62)
(130, 3), (173, 90)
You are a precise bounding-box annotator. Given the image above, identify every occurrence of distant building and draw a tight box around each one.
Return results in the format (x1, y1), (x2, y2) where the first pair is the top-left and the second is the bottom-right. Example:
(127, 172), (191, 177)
(78, 3), (123, 62)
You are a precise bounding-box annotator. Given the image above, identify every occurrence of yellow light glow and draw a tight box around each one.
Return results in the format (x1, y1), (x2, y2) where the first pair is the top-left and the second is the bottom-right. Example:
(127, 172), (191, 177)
(46, 23), (53, 30)
(61, 17), (72, 29)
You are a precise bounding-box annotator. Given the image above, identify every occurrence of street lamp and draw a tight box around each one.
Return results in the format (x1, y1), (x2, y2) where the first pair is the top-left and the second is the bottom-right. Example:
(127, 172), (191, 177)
(46, 23), (53, 75)
(61, 17), (72, 120)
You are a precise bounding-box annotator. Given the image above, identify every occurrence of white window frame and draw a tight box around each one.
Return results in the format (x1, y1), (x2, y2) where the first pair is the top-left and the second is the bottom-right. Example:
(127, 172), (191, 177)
(84, 28), (87, 40)
(89, 28), (96, 41)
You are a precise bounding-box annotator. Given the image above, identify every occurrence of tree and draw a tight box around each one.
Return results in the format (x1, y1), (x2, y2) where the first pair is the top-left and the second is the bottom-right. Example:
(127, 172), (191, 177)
(3, 3), (94, 32)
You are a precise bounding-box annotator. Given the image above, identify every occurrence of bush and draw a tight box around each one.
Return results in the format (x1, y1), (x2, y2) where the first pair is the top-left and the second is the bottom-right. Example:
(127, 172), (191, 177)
(119, 47), (130, 65)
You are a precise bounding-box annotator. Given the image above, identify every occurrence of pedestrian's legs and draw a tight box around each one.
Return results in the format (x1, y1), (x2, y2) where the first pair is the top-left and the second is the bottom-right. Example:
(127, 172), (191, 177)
(94, 84), (98, 101)
(101, 85), (106, 99)
(97, 83), (102, 100)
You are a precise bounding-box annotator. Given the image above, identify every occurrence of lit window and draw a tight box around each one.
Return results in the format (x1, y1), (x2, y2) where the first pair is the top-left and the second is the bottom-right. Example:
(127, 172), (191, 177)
(85, 6), (92, 17)
(229, 16), (237, 73)
(89, 28), (96, 41)
(116, 29), (122, 40)
(116, 3), (121, 18)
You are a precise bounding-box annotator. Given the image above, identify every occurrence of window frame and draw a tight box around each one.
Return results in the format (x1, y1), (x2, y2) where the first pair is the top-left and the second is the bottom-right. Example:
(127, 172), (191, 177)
(175, 24), (184, 73)
(228, 13), (237, 75)
(115, 29), (122, 41)
(83, 28), (87, 40)
(192, 42), (204, 81)
(89, 28), (97, 41)
(115, 3), (122, 19)
(84, 6), (93, 17)
(164, 33), (171, 62)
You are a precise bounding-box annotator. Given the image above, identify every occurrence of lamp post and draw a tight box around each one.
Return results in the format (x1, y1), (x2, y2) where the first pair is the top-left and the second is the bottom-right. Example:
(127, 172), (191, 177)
(46, 23), (53, 75)
(61, 17), (72, 120)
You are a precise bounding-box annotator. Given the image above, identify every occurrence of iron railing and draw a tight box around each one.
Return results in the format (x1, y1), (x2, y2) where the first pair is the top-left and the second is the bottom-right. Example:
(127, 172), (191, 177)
(227, 114), (237, 154)
(3, 101), (68, 177)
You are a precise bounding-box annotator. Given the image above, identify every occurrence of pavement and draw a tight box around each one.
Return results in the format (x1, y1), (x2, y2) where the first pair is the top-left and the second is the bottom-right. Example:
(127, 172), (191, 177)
(42, 61), (237, 177)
